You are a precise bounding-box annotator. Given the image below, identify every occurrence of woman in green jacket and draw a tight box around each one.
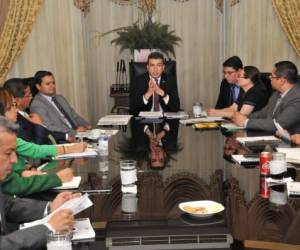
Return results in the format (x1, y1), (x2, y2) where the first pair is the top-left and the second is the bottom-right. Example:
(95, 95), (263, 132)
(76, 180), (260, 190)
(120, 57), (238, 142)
(0, 88), (87, 195)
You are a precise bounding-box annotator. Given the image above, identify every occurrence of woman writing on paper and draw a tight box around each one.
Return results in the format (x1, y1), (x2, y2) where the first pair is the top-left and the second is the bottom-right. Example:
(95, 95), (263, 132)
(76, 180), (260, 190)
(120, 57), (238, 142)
(207, 66), (268, 119)
(0, 88), (87, 195)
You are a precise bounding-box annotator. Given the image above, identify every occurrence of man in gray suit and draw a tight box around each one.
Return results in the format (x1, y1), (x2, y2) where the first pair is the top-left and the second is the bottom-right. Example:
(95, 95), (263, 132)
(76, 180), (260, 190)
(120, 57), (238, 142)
(30, 70), (91, 136)
(0, 116), (75, 249)
(233, 61), (300, 133)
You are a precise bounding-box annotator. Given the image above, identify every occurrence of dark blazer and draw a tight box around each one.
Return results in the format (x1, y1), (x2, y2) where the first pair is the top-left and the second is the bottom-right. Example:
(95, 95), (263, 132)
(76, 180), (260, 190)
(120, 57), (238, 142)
(215, 79), (243, 109)
(129, 72), (180, 116)
(0, 185), (49, 249)
(30, 93), (89, 136)
(247, 84), (300, 133)
(17, 113), (67, 144)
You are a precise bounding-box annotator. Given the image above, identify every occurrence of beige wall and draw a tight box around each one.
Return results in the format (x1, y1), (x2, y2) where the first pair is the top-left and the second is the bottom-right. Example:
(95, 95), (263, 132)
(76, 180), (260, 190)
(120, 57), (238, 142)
(7, 0), (300, 125)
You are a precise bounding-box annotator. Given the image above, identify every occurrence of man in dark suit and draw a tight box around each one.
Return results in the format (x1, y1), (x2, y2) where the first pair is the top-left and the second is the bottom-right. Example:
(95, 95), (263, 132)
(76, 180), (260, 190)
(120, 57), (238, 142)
(30, 71), (91, 136)
(129, 52), (180, 116)
(233, 61), (300, 134)
(215, 56), (244, 109)
(0, 116), (75, 249)
(4, 78), (70, 144)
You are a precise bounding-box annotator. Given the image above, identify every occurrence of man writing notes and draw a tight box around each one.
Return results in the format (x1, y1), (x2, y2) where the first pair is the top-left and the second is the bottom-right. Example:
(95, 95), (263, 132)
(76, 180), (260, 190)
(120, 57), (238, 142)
(0, 116), (76, 249)
(129, 52), (180, 116)
(30, 71), (91, 136)
(233, 61), (300, 134)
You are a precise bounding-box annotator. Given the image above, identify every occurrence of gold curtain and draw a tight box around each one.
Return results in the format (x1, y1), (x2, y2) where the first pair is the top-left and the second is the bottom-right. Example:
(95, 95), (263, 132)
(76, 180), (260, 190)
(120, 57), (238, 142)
(272, 0), (300, 56)
(0, 0), (42, 83)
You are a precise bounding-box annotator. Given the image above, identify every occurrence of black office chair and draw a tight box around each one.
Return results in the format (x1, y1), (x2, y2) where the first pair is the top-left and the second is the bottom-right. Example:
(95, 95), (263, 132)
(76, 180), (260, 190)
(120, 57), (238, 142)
(260, 72), (273, 99)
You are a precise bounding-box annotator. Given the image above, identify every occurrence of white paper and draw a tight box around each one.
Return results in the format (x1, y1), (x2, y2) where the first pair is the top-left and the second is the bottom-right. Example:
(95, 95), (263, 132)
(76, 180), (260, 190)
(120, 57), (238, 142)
(221, 123), (244, 131)
(139, 111), (163, 118)
(276, 148), (300, 163)
(287, 182), (300, 196)
(55, 148), (97, 160)
(52, 176), (81, 190)
(97, 115), (132, 126)
(231, 155), (259, 164)
(164, 111), (189, 119)
(274, 120), (291, 141)
(180, 116), (224, 125)
(72, 218), (95, 240)
(21, 194), (93, 229)
(76, 129), (119, 140)
(236, 136), (280, 144)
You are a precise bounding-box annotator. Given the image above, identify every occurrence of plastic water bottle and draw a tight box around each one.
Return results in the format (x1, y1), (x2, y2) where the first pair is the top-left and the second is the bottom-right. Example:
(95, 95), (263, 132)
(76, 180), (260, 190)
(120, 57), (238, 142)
(98, 132), (109, 156)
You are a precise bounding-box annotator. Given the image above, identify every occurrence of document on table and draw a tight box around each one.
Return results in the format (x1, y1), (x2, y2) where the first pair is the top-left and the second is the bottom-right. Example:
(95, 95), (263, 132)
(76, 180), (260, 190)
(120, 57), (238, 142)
(231, 155), (259, 165)
(76, 129), (119, 140)
(287, 182), (300, 196)
(276, 148), (300, 164)
(236, 136), (280, 145)
(55, 148), (97, 160)
(180, 116), (224, 125)
(72, 218), (95, 240)
(164, 111), (189, 119)
(52, 176), (82, 190)
(274, 120), (291, 141)
(139, 111), (163, 118)
(97, 115), (132, 126)
(221, 123), (245, 131)
(21, 194), (93, 229)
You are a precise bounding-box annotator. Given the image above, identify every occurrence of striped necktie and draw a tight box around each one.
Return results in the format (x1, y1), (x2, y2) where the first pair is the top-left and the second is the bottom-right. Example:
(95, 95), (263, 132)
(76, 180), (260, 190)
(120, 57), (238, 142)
(153, 78), (160, 111)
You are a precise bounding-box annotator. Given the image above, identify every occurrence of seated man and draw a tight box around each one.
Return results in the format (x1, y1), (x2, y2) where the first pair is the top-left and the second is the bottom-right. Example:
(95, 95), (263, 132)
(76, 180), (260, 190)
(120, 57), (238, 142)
(4, 78), (70, 144)
(215, 56), (244, 109)
(233, 61), (300, 134)
(30, 71), (91, 136)
(0, 116), (76, 249)
(129, 52), (180, 116)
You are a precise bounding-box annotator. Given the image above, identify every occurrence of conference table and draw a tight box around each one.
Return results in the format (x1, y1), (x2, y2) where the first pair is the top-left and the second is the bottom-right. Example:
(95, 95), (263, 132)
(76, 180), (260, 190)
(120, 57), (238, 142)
(49, 118), (300, 249)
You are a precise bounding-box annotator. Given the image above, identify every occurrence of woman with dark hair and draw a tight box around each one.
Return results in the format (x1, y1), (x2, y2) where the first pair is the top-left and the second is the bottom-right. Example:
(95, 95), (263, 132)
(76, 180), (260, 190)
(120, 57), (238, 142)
(208, 66), (268, 118)
(0, 88), (87, 195)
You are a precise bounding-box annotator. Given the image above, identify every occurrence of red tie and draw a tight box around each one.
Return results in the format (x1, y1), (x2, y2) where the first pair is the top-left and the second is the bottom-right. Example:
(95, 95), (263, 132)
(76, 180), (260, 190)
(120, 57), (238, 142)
(153, 78), (160, 111)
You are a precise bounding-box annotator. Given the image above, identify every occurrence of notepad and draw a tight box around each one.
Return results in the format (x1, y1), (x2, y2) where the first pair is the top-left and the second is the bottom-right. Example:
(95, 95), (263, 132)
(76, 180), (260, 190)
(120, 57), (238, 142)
(76, 129), (119, 140)
(287, 182), (300, 196)
(139, 111), (163, 118)
(276, 148), (300, 164)
(221, 123), (245, 131)
(97, 115), (132, 126)
(236, 136), (280, 145)
(55, 148), (97, 160)
(180, 116), (224, 125)
(164, 111), (189, 119)
(72, 218), (95, 241)
(52, 176), (81, 190)
(231, 155), (259, 165)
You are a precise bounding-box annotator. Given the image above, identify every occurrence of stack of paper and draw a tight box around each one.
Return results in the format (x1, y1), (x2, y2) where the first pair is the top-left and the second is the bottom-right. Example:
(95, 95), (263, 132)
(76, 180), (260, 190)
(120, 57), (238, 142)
(139, 111), (163, 118)
(97, 115), (132, 126)
(72, 218), (95, 240)
(55, 148), (97, 160)
(231, 155), (259, 165)
(276, 148), (300, 164)
(180, 116), (224, 125)
(236, 136), (280, 145)
(52, 176), (82, 190)
(164, 111), (189, 119)
(287, 182), (300, 196)
(221, 123), (244, 131)
(76, 129), (119, 140)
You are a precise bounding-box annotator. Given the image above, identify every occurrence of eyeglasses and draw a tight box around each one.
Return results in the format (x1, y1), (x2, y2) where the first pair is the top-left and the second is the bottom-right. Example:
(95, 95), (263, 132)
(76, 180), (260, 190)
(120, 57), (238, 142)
(237, 76), (247, 79)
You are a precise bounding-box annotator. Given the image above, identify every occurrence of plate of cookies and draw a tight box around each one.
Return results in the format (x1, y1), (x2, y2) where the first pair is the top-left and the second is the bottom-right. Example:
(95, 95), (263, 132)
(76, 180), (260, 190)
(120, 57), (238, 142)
(179, 200), (224, 218)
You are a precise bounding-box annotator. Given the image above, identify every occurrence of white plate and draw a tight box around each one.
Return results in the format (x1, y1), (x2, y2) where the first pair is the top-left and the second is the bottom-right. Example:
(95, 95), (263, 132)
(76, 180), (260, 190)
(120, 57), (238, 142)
(179, 200), (225, 218)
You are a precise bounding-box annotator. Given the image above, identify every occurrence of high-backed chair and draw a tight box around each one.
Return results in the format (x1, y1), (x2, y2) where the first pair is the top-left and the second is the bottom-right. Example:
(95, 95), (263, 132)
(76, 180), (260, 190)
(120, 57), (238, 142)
(129, 59), (178, 115)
